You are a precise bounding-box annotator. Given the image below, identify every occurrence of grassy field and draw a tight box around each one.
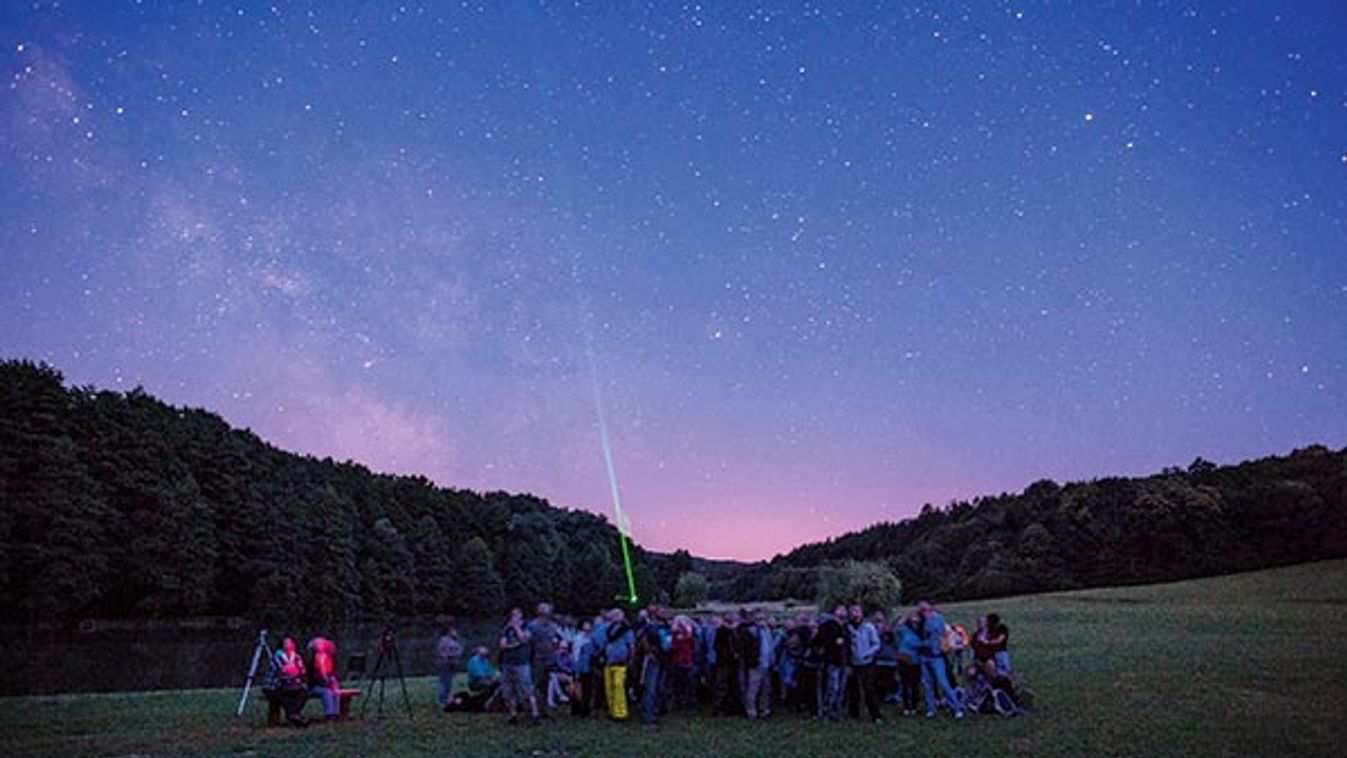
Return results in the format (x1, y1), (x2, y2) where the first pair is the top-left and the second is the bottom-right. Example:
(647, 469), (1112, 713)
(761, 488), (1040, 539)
(4, 559), (1346, 757)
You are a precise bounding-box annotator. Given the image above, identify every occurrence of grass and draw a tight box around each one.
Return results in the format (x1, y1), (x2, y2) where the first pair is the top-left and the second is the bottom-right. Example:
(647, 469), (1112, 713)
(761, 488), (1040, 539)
(4, 559), (1346, 757)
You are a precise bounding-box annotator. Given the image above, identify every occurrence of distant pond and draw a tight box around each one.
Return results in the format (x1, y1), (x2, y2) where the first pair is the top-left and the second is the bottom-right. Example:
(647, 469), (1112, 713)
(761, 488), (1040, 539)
(4, 618), (499, 696)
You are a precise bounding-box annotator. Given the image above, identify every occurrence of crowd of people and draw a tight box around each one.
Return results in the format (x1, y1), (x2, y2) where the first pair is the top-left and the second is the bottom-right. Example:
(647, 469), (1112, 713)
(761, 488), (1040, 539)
(434, 599), (1026, 727)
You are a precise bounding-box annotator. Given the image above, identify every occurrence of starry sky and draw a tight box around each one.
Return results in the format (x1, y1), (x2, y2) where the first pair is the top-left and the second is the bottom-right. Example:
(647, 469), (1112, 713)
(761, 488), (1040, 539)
(3, 2), (1346, 560)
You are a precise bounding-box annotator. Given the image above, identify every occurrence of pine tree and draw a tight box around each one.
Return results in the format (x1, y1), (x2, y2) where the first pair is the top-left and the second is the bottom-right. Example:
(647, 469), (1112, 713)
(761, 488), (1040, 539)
(455, 536), (505, 615)
(0, 362), (112, 621)
(411, 514), (455, 613)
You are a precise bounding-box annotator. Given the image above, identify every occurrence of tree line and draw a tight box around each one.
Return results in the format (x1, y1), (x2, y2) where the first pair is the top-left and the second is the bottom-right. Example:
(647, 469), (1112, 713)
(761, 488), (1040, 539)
(0, 359), (666, 624)
(711, 445), (1347, 603)
(4, 358), (1344, 623)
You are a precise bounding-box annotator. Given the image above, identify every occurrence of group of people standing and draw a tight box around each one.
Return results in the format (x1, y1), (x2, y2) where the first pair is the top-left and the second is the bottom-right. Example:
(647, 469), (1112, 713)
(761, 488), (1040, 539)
(434, 598), (1021, 727)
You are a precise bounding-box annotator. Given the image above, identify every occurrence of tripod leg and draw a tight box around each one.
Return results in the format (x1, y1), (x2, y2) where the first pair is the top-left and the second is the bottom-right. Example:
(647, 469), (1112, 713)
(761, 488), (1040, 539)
(360, 650), (386, 718)
(237, 641), (267, 717)
(392, 644), (414, 719)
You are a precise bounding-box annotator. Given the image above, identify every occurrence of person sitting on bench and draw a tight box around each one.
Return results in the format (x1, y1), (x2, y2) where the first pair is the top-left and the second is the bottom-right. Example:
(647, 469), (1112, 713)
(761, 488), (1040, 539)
(307, 637), (342, 721)
(263, 636), (309, 727)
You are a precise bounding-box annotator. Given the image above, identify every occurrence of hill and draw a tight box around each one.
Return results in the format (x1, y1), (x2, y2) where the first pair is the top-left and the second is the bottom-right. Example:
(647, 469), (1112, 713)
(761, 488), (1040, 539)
(0, 359), (664, 623)
(712, 445), (1347, 603)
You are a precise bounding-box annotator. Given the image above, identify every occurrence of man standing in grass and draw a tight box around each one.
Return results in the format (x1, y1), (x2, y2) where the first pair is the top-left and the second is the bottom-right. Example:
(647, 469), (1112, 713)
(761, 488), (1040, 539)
(499, 608), (540, 724)
(433, 618), (463, 712)
(847, 604), (883, 723)
(527, 602), (560, 715)
(917, 601), (965, 720)
(815, 605), (851, 722)
(572, 618), (597, 717)
(742, 610), (775, 719)
(712, 612), (742, 715)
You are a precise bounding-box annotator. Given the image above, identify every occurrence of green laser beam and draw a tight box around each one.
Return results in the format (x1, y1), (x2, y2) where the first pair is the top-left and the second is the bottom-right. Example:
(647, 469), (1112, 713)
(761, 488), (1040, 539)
(514, 6), (637, 607)
(587, 350), (639, 605)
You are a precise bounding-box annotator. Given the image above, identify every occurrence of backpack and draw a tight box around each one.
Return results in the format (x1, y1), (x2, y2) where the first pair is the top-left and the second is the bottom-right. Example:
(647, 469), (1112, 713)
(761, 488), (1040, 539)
(940, 624), (960, 654)
(992, 688), (1018, 716)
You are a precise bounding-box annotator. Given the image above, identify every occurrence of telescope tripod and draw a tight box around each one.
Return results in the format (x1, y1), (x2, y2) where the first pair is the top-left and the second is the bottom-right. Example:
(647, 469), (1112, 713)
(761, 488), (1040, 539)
(361, 624), (414, 719)
(236, 628), (274, 717)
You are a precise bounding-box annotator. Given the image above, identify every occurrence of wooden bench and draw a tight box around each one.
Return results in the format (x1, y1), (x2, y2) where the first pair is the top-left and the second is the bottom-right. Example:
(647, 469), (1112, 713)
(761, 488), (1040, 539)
(336, 688), (361, 719)
(266, 688), (362, 726)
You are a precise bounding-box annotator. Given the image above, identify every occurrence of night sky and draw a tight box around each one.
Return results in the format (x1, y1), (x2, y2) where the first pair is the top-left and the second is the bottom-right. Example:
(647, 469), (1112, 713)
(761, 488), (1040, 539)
(4, 2), (1345, 560)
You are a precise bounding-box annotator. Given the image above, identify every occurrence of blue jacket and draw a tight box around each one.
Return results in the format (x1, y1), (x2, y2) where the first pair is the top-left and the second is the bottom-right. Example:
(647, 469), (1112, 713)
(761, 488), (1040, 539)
(897, 623), (924, 661)
(849, 621), (881, 665)
(574, 632), (595, 672)
(701, 625), (718, 666)
(922, 612), (948, 657)
(604, 622), (636, 665)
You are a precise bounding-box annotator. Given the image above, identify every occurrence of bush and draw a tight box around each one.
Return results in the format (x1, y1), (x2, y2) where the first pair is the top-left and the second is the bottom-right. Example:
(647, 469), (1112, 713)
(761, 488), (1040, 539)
(815, 560), (903, 614)
(674, 572), (710, 608)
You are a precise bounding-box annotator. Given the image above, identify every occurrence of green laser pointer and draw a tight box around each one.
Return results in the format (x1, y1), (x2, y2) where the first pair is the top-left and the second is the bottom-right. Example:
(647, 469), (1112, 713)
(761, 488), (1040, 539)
(587, 351), (639, 605)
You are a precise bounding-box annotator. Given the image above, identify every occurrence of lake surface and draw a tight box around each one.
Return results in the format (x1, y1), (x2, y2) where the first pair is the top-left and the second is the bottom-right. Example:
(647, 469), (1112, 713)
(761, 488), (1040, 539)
(3, 619), (498, 696)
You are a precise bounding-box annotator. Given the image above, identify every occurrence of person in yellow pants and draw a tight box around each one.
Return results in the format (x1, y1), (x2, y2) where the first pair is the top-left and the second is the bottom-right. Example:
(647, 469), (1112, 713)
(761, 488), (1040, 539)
(604, 662), (628, 720)
(600, 609), (636, 720)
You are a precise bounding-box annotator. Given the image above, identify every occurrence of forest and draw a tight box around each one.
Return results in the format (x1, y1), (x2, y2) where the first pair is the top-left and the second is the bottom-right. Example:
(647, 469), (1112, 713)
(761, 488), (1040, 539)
(711, 445), (1347, 603)
(3, 358), (1345, 623)
(0, 359), (667, 624)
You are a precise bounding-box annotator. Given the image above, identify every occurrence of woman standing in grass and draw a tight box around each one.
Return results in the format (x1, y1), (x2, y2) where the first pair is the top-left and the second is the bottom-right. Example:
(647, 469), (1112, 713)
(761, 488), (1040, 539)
(670, 615), (698, 711)
(895, 613), (924, 716)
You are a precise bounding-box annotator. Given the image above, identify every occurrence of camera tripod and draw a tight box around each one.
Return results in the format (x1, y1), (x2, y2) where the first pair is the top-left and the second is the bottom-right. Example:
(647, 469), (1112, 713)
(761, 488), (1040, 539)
(236, 628), (274, 717)
(360, 624), (414, 719)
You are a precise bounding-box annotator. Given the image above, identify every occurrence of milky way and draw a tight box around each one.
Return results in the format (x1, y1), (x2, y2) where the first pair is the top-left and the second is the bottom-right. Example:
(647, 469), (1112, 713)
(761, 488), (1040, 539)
(3, 2), (1345, 559)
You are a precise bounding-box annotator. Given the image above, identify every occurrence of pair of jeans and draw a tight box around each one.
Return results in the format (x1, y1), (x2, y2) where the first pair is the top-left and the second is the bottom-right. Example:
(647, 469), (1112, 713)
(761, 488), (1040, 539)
(847, 664), (881, 720)
(712, 663), (739, 714)
(640, 660), (662, 723)
(309, 685), (338, 717)
(744, 666), (771, 718)
(898, 660), (922, 712)
(994, 650), (1013, 676)
(671, 665), (697, 710)
(819, 664), (846, 721)
(436, 669), (456, 709)
(921, 654), (963, 715)
(572, 670), (596, 716)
